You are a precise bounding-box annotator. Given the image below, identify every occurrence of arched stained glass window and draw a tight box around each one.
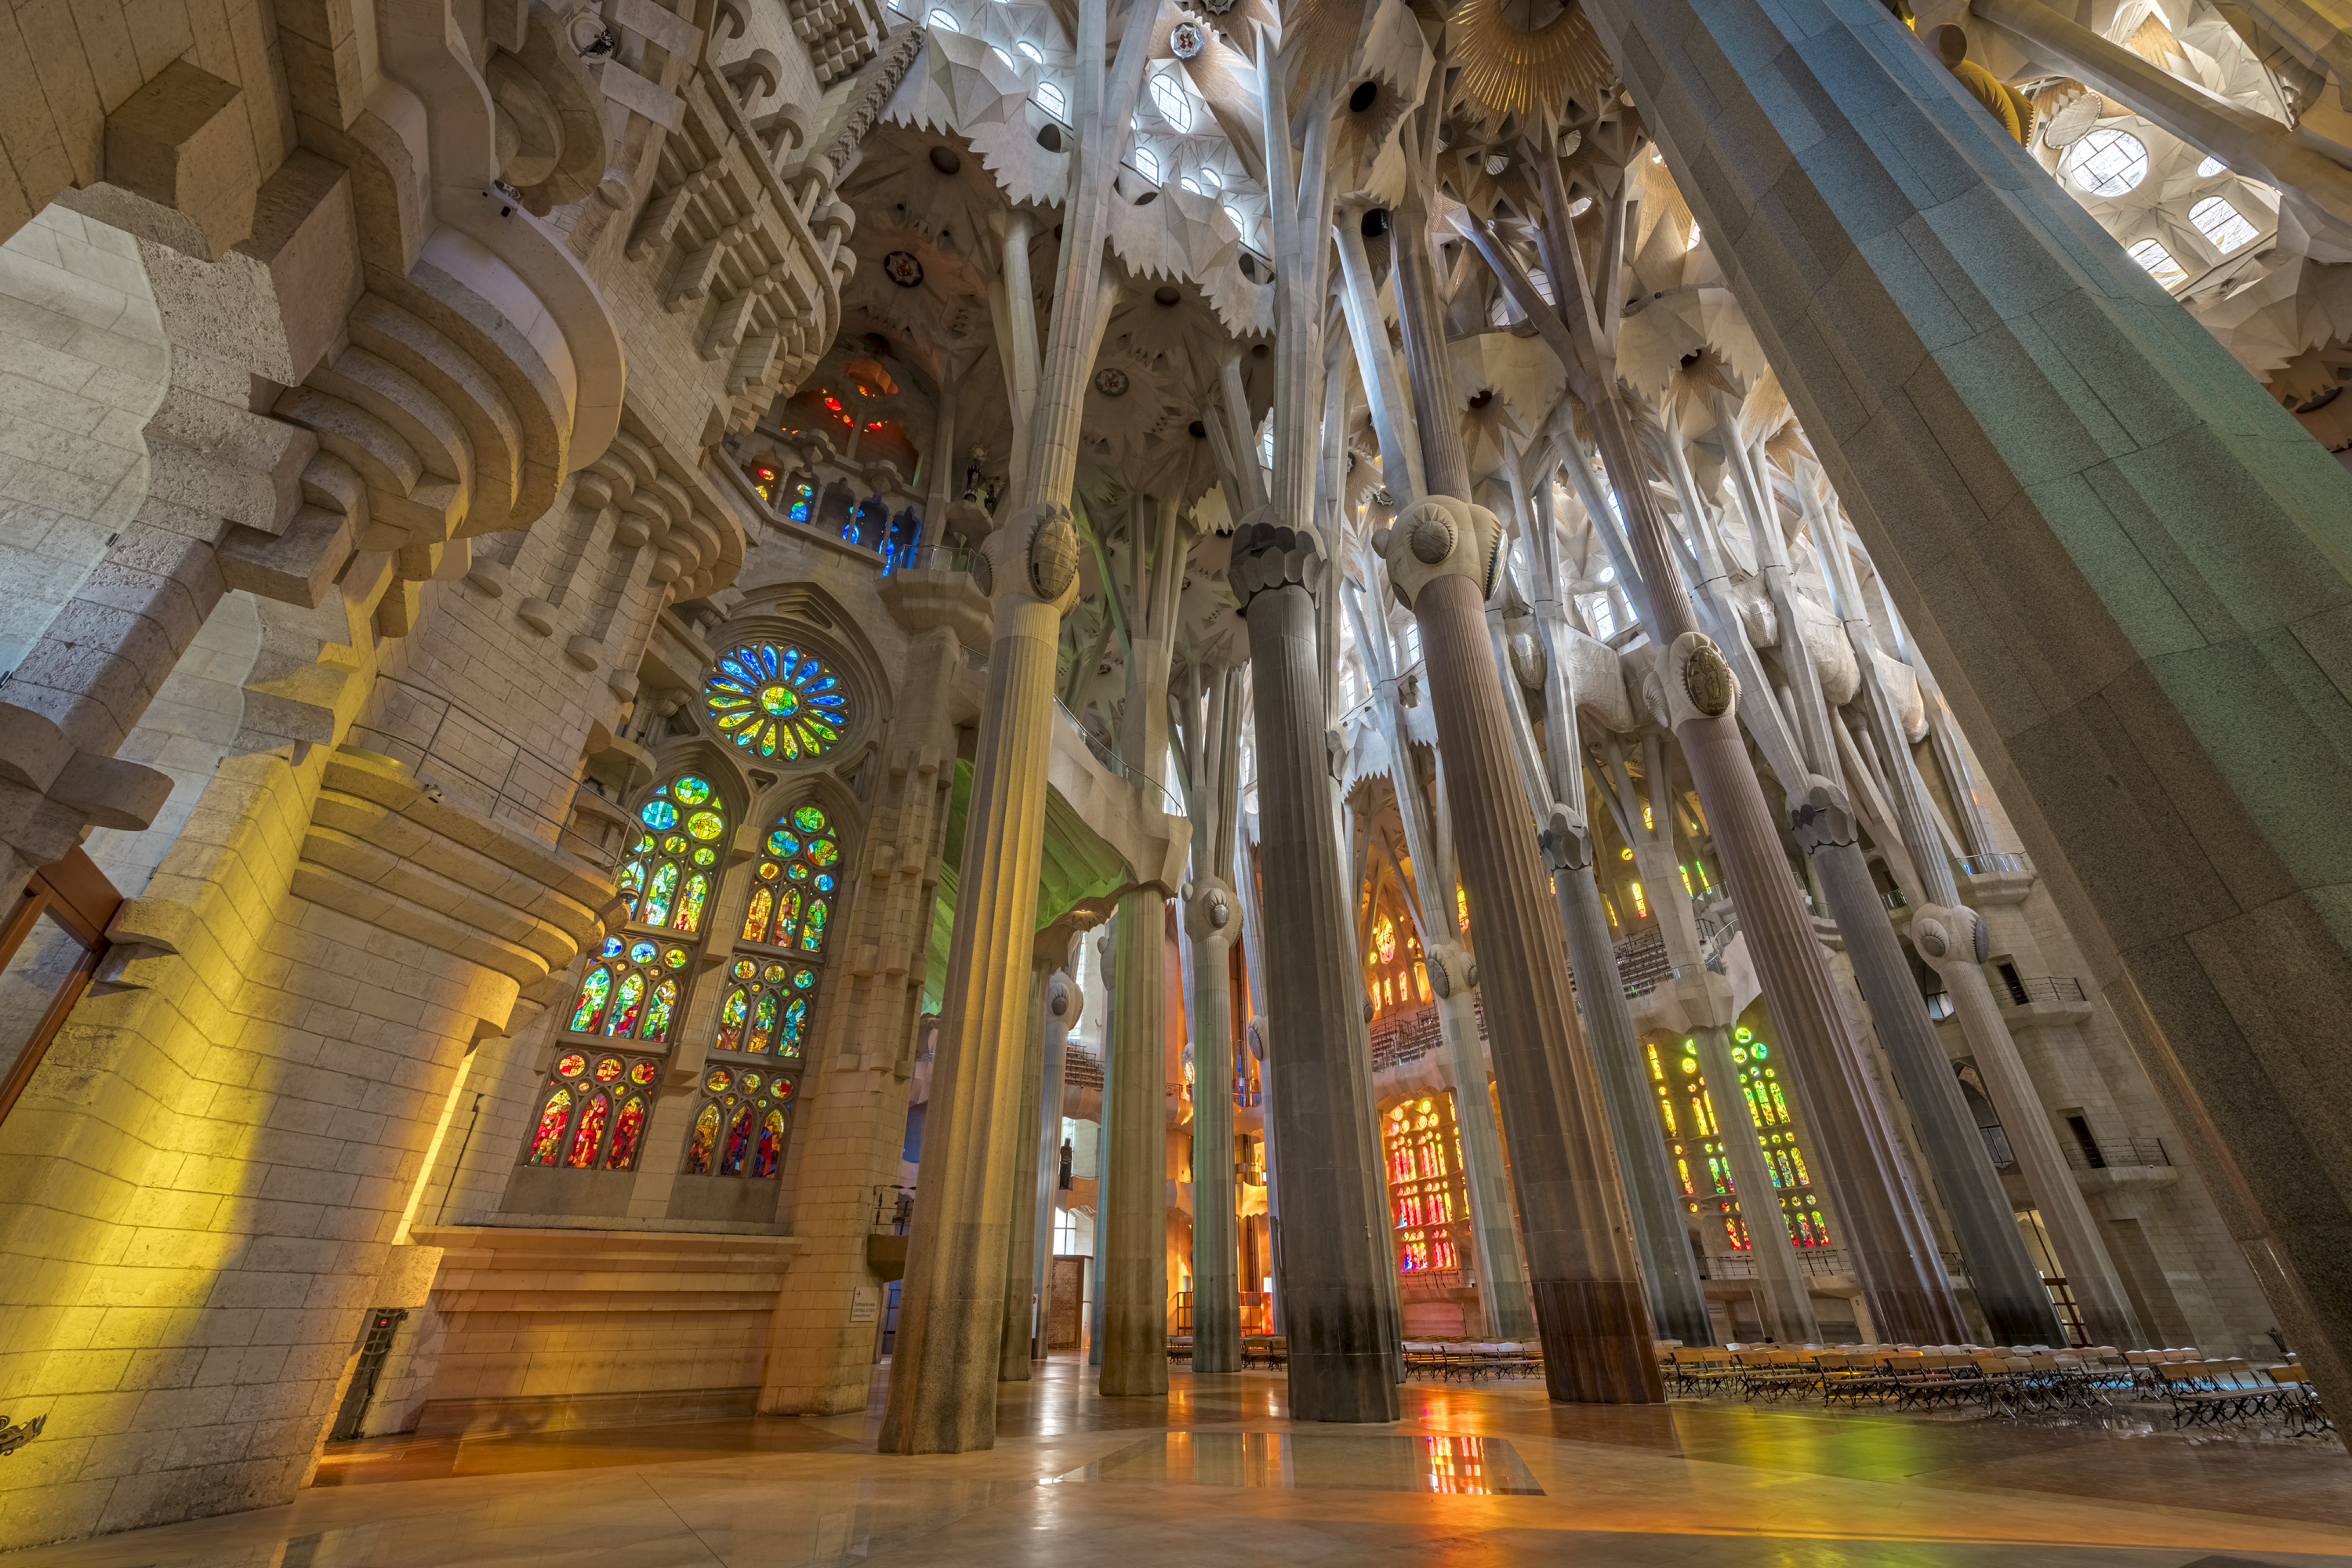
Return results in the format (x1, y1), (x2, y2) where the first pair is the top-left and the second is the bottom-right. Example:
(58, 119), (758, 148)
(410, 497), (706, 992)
(693, 800), (840, 1184)
(617, 775), (726, 935)
(1381, 1094), (1465, 1274)
(683, 1065), (796, 1181)
(522, 1054), (661, 1172)
(1642, 1029), (1831, 1253)
(742, 804), (840, 953)
(564, 936), (692, 1045)
(706, 644), (851, 760)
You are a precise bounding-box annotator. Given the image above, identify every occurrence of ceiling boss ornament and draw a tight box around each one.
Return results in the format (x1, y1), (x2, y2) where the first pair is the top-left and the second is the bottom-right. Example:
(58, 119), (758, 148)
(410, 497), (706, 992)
(1171, 20), (1205, 57)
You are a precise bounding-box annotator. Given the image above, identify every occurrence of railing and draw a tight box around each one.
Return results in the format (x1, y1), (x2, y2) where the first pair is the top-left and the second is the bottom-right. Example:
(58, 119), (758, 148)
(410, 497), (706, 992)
(1064, 1045), (1104, 1091)
(1998, 973), (2087, 1008)
(1711, 1246), (1853, 1279)
(870, 1184), (914, 1236)
(349, 675), (619, 869)
(1054, 701), (1185, 815)
(1955, 851), (2034, 879)
(891, 545), (975, 578)
(2064, 1135), (2172, 1171)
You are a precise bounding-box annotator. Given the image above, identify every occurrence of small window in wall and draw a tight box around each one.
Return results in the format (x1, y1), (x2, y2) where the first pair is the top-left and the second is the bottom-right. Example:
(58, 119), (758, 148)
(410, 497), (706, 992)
(1036, 80), (1066, 121)
(2190, 196), (2259, 254)
(1133, 145), (1161, 184)
(2061, 129), (2147, 197)
(1149, 71), (1191, 132)
(2127, 238), (2187, 289)
(926, 7), (958, 29)
(0, 850), (122, 1129)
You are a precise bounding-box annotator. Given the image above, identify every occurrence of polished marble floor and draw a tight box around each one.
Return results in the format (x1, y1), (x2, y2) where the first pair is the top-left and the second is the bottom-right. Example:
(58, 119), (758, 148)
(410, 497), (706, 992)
(9, 1360), (2352, 1566)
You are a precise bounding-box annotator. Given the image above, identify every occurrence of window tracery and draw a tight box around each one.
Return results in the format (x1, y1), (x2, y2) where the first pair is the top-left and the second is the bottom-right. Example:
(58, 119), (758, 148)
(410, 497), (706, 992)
(707, 642), (851, 760)
(524, 1053), (662, 1171)
(618, 775), (726, 934)
(692, 802), (844, 1180)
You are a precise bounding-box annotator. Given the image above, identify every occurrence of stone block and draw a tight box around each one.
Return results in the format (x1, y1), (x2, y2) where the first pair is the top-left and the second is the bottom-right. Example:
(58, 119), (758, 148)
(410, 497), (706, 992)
(97, 60), (262, 262)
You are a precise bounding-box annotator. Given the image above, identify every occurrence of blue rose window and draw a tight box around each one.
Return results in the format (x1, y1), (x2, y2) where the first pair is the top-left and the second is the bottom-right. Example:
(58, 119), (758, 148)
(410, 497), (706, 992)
(707, 643), (849, 760)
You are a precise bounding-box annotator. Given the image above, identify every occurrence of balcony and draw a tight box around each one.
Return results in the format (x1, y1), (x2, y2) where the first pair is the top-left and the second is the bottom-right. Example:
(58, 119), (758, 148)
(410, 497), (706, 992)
(1992, 970), (2094, 1026)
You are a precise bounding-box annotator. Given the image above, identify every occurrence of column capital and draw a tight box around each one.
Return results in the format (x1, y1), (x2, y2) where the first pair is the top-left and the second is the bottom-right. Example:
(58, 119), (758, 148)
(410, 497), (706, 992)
(1377, 493), (1501, 608)
(1229, 506), (1327, 609)
(1788, 779), (1860, 853)
(978, 502), (1082, 622)
(1181, 875), (1236, 941)
(1907, 899), (1989, 976)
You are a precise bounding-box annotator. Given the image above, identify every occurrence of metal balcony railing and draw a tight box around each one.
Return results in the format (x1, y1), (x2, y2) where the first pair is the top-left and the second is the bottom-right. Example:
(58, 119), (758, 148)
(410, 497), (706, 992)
(2063, 1134), (2172, 1171)
(1954, 851), (2034, 878)
(1997, 973), (2088, 1007)
(871, 1184), (914, 1236)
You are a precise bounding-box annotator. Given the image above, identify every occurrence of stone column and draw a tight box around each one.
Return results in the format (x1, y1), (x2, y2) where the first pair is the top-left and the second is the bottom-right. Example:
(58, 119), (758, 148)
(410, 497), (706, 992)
(1180, 656), (1248, 1376)
(1382, 499), (1661, 1403)
(1185, 884), (1240, 1372)
(1465, 196), (1965, 1345)
(1231, 520), (1399, 1421)
(877, 508), (1082, 1454)
(1584, 0), (2352, 1396)
(1515, 472), (1714, 1348)
(1340, 579), (1534, 1338)
(1806, 480), (2142, 1345)
(1102, 886), (1171, 1397)
(880, 0), (1163, 1451)
(1723, 426), (2053, 1344)
(1000, 961), (1051, 1381)
(1030, 964), (1076, 1359)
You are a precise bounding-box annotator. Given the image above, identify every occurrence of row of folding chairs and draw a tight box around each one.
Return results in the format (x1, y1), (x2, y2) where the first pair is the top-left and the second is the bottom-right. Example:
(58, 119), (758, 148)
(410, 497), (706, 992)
(2153, 1359), (2332, 1436)
(1402, 1341), (1544, 1381)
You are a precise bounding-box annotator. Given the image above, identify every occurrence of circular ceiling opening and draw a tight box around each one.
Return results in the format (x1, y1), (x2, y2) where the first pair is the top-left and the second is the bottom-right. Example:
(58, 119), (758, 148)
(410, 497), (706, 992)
(1360, 208), (1390, 238)
(1348, 81), (1377, 113)
(1154, 285), (1181, 307)
(929, 145), (962, 175)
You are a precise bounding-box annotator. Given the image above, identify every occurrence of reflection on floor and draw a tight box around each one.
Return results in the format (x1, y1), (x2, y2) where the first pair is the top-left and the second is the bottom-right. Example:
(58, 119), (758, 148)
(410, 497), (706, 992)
(7, 1358), (2352, 1566)
(1069, 1431), (1546, 1493)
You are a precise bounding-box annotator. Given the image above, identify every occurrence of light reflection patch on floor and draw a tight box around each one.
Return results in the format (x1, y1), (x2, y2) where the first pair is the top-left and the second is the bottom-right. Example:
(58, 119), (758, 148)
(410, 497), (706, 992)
(1060, 1431), (1544, 1494)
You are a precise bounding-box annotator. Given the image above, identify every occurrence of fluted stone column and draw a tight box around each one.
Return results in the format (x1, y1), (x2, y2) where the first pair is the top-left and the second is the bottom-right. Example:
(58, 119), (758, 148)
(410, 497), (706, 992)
(1720, 421), (2055, 1344)
(1463, 194), (1965, 1346)
(1802, 474), (2144, 1346)
(1383, 498), (1661, 1403)
(1515, 475), (1713, 1348)
(1186, 884), (1241, 1372)
(1030, 966), (1077, 1359)
(1232, 518), (1399, 1421)
(880, 508), (1084, 1453)
(1102, 887), (1171, 1397)
(1002, 963), (1052, 1380)
(1340, 581), (1534, 1340)
(1585, 0), (2352, 1401)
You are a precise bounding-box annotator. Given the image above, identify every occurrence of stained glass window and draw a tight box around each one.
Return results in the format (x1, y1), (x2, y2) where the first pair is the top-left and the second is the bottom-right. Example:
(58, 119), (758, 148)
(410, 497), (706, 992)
(693, 801), (839, 1182)
(1646, 1029), (1832, 1251)
(1381, 1094), (1466, 1275)
(746, 459), (782, 504)
(786, 479), (815, 522)
(521, 1054), (661, 1171)
(564, 935), (693, 1046)
(708, 644), (850, 760)
(615, 776), (726, 935)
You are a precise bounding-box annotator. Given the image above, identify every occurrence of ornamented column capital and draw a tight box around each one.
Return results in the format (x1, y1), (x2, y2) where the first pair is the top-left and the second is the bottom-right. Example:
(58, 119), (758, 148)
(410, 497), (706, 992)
(978, 502), (1083, 622)
(1908, 900), (1990, 976)
(1787, 779), (1860, 853)
(1376, 493), (1502, 608)
(1228, 506), (1327, 609)
(1422, 939), (1475, 999)
(1537, 808), (1595, 874)
(1656, 630), (1740, 730)
(1181, 876), (1236, 942)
